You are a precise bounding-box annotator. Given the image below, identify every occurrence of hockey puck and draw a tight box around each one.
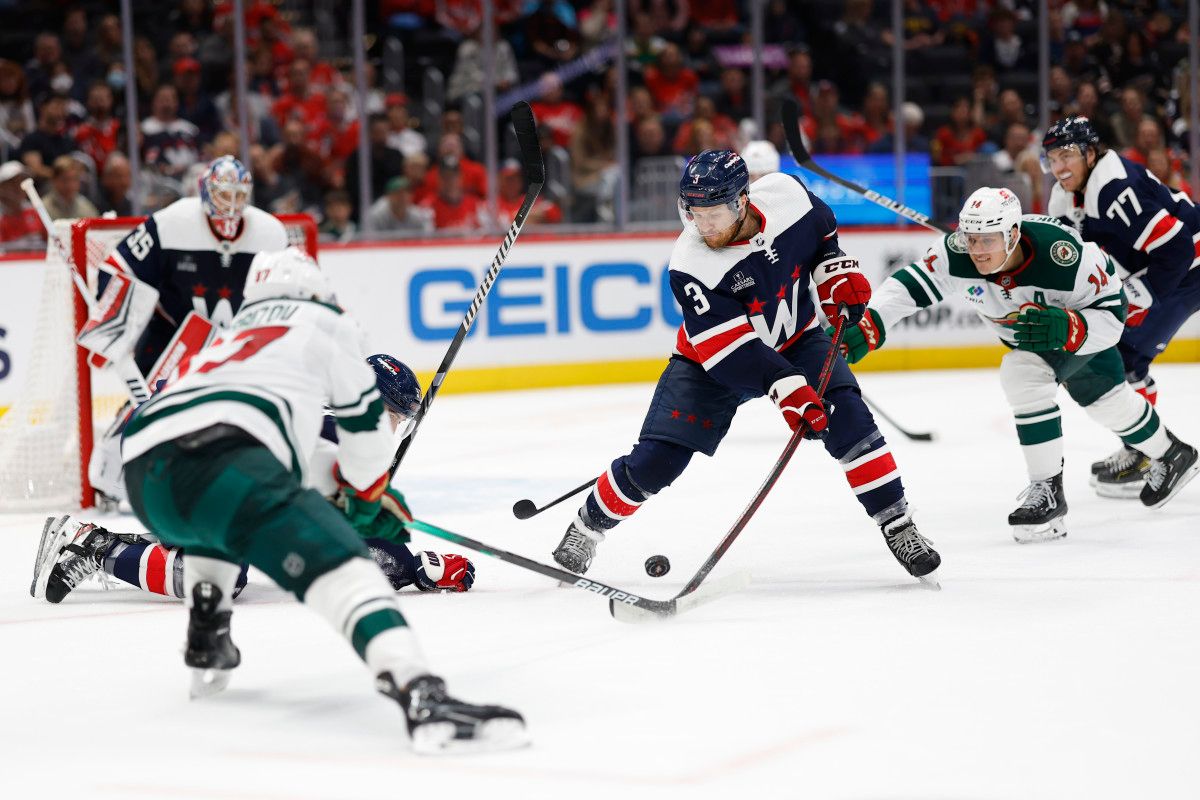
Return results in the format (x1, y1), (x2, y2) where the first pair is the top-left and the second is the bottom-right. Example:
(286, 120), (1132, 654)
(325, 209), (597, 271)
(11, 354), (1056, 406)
(644, 555), (670, 577)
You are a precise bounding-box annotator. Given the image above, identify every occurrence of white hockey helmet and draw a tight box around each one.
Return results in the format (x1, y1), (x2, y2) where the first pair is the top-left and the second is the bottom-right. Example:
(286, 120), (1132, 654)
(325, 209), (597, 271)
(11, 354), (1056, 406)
(243, 247), (337, 305)
(957, 186), (1023, 258)
(742, 140), (780, 177)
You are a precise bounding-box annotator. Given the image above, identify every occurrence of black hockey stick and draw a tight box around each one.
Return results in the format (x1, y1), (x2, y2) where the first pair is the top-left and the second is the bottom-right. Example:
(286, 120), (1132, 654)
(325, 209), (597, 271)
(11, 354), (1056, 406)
(389, 102), (545, 477)
(861, 392), (934, 442)
(406, 518), (747, 619)
(512, 478), (598, 519)
(611, 306), (851, 622)
(779, 99), (951, 236)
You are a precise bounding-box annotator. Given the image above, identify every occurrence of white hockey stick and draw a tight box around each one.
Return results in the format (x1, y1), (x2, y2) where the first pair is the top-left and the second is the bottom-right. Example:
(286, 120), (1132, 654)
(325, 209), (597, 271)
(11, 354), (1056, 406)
(21, 178), (151, 403)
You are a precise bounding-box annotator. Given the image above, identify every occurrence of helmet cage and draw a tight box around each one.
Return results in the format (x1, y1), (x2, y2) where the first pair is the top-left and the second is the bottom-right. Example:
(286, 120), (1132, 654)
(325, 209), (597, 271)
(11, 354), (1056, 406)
(200, 157), (252, 238)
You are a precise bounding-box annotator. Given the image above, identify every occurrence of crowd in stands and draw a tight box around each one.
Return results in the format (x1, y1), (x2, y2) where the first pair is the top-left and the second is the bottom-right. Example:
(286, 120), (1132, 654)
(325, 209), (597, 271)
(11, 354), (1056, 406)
(0, 0), (1195, 250)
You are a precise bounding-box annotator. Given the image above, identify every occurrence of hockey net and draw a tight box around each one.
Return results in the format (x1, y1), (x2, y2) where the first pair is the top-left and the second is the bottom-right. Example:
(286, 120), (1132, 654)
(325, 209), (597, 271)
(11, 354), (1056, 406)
(0, 214), (317, 511)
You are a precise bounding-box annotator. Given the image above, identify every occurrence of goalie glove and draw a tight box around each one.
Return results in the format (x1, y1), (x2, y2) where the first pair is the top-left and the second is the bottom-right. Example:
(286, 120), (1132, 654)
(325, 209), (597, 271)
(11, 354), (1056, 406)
(768, 373), (828, 439)
(1122, 275), (1154, 327)
(814, 255), (871, 324)
(414, 551), (475, 592)
(76, 271), (159, 369)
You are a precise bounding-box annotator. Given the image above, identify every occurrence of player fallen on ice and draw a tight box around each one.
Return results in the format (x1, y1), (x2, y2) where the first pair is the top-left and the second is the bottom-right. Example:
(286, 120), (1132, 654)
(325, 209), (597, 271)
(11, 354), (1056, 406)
(840, 187), (1197, 542)
(32, 355), (476, 604)
(1044, 116), (1200, 497)
(552, 149), (941, 585)
(67, 247), (524, 753)
(78, 156), (290, 509)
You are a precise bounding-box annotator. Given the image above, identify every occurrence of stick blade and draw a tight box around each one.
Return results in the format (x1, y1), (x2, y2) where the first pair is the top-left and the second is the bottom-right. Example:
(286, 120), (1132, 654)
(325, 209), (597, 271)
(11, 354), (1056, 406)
(779, 98), (810, 163)
(511, 499), (537, 520)
(510, 101), (545, 186)
(609, 571), (751, 624)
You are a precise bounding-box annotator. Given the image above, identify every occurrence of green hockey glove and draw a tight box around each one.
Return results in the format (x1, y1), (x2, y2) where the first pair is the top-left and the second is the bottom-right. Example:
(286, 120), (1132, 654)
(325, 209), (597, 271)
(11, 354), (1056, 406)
(828, 308), (886, 364)
(1013, 306), (1087, 353)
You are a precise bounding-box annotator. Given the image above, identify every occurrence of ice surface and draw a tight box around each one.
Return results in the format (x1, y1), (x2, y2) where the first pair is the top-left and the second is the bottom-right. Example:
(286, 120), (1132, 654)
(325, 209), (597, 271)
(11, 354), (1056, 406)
(2, 367), (1198, 799)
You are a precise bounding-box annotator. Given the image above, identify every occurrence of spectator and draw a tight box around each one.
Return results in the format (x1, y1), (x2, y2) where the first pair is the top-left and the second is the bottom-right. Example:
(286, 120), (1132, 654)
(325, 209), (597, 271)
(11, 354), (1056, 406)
(370, 175), (435, 234)
(802, 81), (869, 155)
(672, 96), (736, 154)
(274, 118), (327, 214)
(763, 0), (806, 45)
(992, 122), (1043, 211)
(318, 189), (357, 243)
(931, 96), (987, 167)
(1069, 81), (1114, 144)
(689, 0), (739, 35)
(141, 85), (200, 179)
(174, 58), (221, 144)
(24, 32), (62, 105)
(868, 101), (929, 154)
(215, 81), (280, 149)
(61, 8), (101, 92)
(626, 85), (657, 129)
(163, 32), (199, 78)
(73, 83), (121, 174)
(643, 43), (698, 122)
(578, 0), (617, 49)
(249, 143), (301, 214)
(247, 45), (281, 98)
(312, 88), (360, 167)
(17, 97), (75, 183)
(169, 0), (211, 37)
(634, 0), (690, 39)
(1048, 66), (1075, 115)
(679, 117), (718, 155)
(344, 113), (403, 213)
(1063, 0), (1106, 43)
(1121, 117), (1165, 167)
(94, 15), (124, 71)
(530, 73), (584, 150)
(880, 0), (943, 50)
(423, 133), (487, 199)
(0, 60), (35, 152)
(714, 68), (750, 122)
(1145, 148), (1192, 197)
(43, 155), (98, 220)
(979, 8), (1032, 72)
(681, 27), (718, 85)
(768, 47), (814, 121)
(403, 151), (432, 205)
(272, 59), (327, 129)
(420, 157), (484, 232)
(988, 89), (1028, 144)
(133, 37), (161, 111)
(859, 82), (891, 147)
(1061, 31), (1102, 84)
(630, 114), (671, 174)
(1109, 86), (1146, 150)
(969, 64), (1000, 132)
(525, 0), (582, 70)
(0, 161), (45, 249)
(569, 90), (617, 222)
(1108, 30), (1162, 96)
(290, 28), (340, 89)
(384, 95), (426, 159)
(447, 27), (518, 102)
(627, 13), (667, 69)
(96, 152), (133, 217)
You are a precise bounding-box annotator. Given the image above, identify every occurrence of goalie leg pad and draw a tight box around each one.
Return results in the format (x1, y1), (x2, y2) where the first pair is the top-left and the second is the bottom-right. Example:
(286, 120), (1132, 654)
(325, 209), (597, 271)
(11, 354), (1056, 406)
(77, 271), (159, 368)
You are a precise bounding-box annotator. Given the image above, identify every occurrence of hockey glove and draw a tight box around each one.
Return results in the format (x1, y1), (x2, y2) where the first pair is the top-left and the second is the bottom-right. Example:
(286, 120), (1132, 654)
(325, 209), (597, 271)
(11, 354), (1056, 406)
(830, 308), (886, 364)
(814, 256), (871, 324)
(414, 551), (476, 592)
(1013, 306), (1087, 353)
(335, 468), (407, 541)
(1122, 275), (1154, 327)
(768, 373), (828, 439)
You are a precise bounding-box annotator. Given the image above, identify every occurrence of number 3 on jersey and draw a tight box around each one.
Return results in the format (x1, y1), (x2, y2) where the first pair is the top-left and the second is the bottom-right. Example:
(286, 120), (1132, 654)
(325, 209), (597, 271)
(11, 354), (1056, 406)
(684, 282), (710, 315)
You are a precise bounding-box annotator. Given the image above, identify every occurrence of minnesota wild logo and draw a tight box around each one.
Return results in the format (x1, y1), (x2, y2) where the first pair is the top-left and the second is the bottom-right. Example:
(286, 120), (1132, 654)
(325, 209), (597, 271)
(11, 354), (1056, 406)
(1050, 240), (1078, 266)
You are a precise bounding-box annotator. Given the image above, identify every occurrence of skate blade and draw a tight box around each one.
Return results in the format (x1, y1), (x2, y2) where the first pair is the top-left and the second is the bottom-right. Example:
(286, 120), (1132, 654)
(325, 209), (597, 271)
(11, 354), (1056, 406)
(30, 515), (70, 600)
(917, 569), (941, 590)
(410, 718), (529, 756)
(1143, 461), (1200, 510)
(1011, 517), (1068, 544)
(1090, 475), (1145, 499)
(189, 668), (232, 699)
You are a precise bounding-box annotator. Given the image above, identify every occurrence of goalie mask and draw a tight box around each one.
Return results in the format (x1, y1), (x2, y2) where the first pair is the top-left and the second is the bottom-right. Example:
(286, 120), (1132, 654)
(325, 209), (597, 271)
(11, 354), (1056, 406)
(199, 156), (252, 239)
(956, 186), (1023, 267)
(368, 354), (422, 439)
(243, 246), (337, 305)
(678, 149), (749, 240)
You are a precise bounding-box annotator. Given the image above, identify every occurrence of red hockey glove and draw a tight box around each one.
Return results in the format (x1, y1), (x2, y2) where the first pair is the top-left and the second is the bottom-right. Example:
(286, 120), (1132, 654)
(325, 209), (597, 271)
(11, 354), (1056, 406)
(768, 374), (828, 439)
(1123, 276), (1153, 327)
(815, 256), (871, 324)
(414, 551), (476, 592)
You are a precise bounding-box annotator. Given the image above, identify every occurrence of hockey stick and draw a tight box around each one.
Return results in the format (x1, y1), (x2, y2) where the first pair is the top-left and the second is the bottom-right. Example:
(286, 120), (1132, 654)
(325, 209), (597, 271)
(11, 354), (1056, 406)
(21, 178), (152, 404)
(406, 518), (749, 619)
(512, 478), (598, 519)
(389, 101), (545, 477)
(861, 392), (934, 442)
(611, 306), (851, 622)
(779, 99), (951, 236)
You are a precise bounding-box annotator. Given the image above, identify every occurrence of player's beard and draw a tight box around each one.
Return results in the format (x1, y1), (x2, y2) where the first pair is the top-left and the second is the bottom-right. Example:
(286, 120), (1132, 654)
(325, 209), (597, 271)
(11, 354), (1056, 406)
(701, 211), (745, 250)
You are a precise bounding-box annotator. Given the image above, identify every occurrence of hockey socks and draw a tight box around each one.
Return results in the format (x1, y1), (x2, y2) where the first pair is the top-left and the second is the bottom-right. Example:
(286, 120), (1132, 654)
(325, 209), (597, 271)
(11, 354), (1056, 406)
(104, 541), (248, 599)
(838, 432), (905, 518)
(580, 460), (652, 531)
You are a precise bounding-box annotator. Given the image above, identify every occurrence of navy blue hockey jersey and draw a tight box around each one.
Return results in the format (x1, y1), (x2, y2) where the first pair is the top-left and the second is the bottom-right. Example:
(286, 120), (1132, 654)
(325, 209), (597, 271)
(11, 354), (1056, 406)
(670, 172), (842, 396)
(1048, 151), (1200, 298)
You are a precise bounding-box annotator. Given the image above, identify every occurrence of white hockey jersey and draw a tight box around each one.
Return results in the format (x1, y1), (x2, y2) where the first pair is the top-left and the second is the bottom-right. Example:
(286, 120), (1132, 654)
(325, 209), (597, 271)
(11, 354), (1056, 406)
(121, 296), (393, 496)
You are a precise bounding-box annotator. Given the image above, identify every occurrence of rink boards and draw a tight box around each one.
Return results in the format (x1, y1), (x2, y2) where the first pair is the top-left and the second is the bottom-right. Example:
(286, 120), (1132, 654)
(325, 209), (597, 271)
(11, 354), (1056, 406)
(2, 228), (1199, 414)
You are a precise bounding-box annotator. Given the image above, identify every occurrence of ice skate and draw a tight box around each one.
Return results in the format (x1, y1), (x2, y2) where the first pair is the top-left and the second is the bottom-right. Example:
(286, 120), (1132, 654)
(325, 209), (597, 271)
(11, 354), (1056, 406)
(1009, 473), (1068, 543)
(31, 516), (118, 603)
(186, 582), (240, 699)
(1090, 445), (1149, 499)
(881, 514), (941, 587)
(1140, 433), (1199, 510)
(552, 519), (604, 575)
(377, 672), (527, 755)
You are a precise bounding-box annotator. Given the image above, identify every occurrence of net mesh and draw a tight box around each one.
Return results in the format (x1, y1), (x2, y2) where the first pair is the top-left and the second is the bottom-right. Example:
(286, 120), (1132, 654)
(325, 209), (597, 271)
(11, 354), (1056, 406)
(0, 215), (317, 512)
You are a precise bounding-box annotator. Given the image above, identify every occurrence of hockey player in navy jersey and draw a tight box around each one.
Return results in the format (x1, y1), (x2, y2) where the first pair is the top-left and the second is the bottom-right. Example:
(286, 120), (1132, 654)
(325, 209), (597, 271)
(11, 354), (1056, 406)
(1043, 116), (1200, 496)
(78, 156), (290, 506)
(551, 149), (940, 584)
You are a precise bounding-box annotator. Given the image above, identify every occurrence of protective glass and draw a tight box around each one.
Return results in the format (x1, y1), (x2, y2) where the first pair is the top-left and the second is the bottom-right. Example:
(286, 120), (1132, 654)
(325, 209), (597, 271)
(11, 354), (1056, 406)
(678, 198), (739, 237)
(957, 231), (1007, 255)
(1039, 143), (1086, 174)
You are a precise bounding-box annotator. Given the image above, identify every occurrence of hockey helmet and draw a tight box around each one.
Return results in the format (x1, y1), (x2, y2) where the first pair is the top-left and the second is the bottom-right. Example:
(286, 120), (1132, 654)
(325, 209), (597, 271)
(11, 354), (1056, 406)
(367, 353), (422, 436)
(742, 140), (780, 178)
(957, 187), (1023, 262)
(243, 247), (337, 305)
(1040, 115), (1100, 174)
(199, 156), (253, 239)
(678, 149), (750, 236)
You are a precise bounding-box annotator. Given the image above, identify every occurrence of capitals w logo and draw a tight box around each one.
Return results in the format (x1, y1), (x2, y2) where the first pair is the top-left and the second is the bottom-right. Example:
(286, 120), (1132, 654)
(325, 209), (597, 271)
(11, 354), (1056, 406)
(749, 280), (804, 346)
